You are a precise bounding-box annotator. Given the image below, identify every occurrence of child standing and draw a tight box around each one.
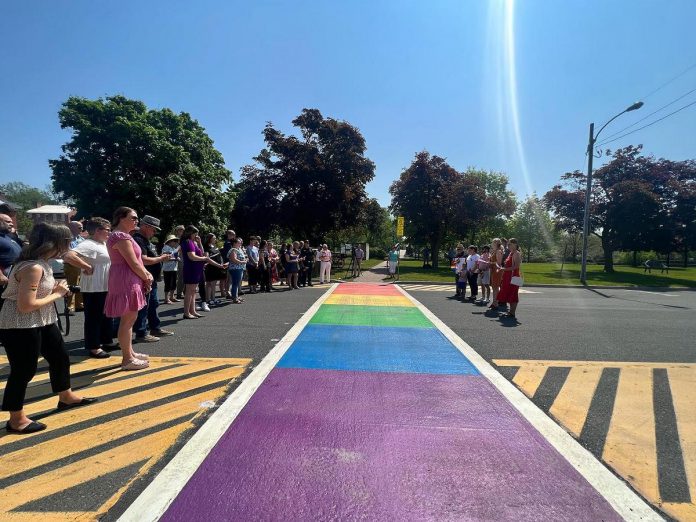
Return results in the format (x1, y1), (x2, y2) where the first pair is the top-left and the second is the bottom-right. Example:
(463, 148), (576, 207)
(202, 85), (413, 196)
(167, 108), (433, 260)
(477, 245), (491, 303)
(465, 245), (480, 301)
(453, 245), (467, 298)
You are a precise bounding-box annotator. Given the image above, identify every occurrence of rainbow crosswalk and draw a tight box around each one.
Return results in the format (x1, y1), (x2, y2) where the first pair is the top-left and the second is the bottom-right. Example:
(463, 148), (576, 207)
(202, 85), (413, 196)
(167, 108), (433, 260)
(159, 283), (623, 521)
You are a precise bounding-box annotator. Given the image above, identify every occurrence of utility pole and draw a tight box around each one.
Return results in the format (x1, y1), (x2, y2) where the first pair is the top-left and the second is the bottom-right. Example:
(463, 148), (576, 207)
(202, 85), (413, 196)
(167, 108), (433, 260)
(580, 122), (594, 285)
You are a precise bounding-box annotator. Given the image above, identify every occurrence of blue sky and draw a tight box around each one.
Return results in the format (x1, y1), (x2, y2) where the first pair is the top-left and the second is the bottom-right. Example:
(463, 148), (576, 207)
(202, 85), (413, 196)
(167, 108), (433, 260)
(1, 0), (695, 207)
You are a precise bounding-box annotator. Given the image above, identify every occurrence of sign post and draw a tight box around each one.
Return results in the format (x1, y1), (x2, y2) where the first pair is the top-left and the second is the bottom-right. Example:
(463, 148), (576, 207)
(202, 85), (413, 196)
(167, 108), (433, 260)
(396, 216), (404, 237)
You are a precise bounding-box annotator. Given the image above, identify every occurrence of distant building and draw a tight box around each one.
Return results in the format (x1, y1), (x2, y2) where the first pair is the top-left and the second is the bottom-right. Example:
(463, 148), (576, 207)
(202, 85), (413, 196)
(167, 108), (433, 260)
(25, 204), (76, 225)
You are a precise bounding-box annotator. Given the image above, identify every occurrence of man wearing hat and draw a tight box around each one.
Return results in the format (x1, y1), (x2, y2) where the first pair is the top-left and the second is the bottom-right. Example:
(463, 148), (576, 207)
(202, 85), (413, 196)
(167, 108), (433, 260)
(133, 215), (174, 343)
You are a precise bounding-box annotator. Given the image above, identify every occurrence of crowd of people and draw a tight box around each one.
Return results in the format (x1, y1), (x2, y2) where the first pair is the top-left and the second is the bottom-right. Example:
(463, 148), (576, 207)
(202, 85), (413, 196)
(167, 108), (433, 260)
(450, 237), (523, 319)
(0, 204), (336, 433)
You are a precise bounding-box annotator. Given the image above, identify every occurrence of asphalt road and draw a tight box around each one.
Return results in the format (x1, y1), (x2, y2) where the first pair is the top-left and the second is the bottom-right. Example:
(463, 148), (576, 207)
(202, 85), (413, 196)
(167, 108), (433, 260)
(2, 283), (693, 520)
(408, 286), (695, 362)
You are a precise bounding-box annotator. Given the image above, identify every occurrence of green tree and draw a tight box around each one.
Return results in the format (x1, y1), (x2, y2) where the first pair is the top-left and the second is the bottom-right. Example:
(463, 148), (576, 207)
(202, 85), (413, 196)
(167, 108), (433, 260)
(544, 146), (665, 272)
(389, 152), (458, 268)
(50, 95), (234, 239)
(0, 181), (58, 234)
(232, 109), (375, 241)
(508, 194), (557, 262)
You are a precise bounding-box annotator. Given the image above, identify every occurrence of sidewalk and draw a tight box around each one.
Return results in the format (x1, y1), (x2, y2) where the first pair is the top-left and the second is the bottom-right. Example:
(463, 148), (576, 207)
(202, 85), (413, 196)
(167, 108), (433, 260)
(123, 283), (657, 521)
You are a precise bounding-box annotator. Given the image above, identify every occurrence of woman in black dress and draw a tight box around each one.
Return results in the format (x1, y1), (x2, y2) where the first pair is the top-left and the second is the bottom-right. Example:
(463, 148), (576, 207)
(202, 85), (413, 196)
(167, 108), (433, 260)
(203, 233), (228, 306)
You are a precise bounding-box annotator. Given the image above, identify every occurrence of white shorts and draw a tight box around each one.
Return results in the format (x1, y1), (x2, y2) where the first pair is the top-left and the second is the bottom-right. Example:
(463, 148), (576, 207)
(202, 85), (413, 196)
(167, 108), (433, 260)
(478, 270), (491, 285)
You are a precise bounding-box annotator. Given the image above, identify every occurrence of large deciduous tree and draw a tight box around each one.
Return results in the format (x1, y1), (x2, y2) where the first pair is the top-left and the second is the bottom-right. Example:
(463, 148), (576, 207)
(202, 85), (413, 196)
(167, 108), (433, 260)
(545, 145), (696, 271)
(389, 152), (516, 267)
(232, 109), (375, 241)
(508, 194), (557, 262)
(50, 95), (234, 238)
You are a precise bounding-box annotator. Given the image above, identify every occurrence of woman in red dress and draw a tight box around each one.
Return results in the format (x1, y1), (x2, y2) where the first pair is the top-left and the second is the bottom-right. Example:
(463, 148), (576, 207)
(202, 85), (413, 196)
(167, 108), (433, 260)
(496, 238), (522, 319)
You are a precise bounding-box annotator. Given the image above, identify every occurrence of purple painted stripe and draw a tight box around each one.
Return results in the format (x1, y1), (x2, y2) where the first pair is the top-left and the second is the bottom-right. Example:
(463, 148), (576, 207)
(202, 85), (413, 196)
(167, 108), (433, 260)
(163, 368), (620, 521)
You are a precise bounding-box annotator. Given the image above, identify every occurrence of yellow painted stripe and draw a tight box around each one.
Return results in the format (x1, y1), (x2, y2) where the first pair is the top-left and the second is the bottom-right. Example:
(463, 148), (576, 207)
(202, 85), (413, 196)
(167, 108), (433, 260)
(602, 368), (658, 502)
(324, 294), (413, 307)
(494, 359), (696, 370)
(0, 424), (183, 512)
(549, 367), (603, 437)
(666, 368), (696, 503)
(0, 388), (221, 480)
(0, 365), (245, 447)
(4, 512), (100, 521)
(511, 365), (548, 398)
(660, 503), (696, 521)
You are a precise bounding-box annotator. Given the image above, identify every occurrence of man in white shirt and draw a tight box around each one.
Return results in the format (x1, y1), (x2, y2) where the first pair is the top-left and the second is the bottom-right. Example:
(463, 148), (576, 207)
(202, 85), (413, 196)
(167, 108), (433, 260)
(318, 244), (332, 284)
(465, 245), (480, 301)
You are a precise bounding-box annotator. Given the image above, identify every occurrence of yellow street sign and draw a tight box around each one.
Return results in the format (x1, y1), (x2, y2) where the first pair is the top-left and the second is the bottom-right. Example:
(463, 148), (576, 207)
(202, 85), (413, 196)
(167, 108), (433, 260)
(396, 216), (404, 236)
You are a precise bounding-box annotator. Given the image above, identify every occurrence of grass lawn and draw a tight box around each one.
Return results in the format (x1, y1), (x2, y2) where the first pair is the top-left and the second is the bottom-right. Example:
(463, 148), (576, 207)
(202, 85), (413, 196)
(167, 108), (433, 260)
(335, 257), (384, 280)
(389, 260), (696, 287)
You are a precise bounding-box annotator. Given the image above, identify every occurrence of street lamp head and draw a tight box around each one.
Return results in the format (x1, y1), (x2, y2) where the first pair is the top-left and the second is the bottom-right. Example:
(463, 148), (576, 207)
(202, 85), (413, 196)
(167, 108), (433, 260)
(626, 101), (644, 112)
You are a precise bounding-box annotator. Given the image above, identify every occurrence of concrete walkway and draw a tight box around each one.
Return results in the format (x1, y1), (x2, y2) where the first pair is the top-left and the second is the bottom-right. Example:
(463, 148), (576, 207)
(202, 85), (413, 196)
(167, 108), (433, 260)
(352, 261), (393, 283)
(139, 283), (651, 521)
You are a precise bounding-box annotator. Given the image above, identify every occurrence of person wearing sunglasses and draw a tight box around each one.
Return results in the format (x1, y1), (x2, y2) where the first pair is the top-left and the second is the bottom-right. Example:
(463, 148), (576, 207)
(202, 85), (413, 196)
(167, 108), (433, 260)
(104, 207), (152, 370)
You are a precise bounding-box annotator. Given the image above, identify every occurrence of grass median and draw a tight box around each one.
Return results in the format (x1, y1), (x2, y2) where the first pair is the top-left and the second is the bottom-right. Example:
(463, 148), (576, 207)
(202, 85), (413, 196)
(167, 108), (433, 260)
(377, 260), (696, 287)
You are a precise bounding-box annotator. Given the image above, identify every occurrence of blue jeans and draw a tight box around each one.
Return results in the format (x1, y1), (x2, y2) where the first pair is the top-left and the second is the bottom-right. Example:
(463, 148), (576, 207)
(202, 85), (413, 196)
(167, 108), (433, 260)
(135, 283), (161, 337)
(229, 269), (244, 299)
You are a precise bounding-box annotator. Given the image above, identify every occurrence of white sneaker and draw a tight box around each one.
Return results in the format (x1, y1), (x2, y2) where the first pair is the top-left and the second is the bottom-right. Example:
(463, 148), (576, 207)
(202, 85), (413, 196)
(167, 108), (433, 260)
(195, 303), (203, 311)
(202, 303), (211, 312)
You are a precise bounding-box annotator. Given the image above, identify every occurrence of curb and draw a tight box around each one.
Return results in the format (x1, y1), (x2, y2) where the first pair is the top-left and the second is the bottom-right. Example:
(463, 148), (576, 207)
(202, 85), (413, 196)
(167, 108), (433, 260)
(393, 281), (695, 291)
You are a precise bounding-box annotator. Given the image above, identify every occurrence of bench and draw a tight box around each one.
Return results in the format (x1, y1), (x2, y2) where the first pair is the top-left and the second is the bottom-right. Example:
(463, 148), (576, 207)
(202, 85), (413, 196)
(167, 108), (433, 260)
(644, 260), (669, 274)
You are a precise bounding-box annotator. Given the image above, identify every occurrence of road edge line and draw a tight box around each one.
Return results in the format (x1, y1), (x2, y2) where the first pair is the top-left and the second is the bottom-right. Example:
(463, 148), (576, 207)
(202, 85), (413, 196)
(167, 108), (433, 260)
(118, 284), (338, 522)
(394, 285), (661, 522)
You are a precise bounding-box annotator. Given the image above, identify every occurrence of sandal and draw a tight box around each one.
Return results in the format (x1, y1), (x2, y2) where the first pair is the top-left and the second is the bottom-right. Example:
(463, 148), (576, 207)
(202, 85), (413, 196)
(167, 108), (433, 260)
(134, 352), (149, 360)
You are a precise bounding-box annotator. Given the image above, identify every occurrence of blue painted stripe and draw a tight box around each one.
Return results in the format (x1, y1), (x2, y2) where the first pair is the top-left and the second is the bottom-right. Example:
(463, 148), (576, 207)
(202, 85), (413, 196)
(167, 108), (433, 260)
(277, 324), (480, 375)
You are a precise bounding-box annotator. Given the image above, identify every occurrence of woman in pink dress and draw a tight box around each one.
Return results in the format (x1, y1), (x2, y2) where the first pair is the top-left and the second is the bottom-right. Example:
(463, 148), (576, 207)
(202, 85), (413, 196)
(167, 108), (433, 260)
(105, 207), (153, 370)
(496, 238), (522, 319)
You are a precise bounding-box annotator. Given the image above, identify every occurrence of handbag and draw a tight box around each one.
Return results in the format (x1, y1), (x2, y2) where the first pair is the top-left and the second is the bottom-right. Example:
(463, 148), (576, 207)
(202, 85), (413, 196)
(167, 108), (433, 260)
(511, 275), (524, 287)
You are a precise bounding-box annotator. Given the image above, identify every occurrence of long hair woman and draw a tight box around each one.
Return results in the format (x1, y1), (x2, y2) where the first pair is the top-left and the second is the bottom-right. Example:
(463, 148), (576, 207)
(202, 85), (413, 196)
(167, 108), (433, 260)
(0, 223), (96, 434)
(203, 233), (228, 306)
(104, 207), (153, 370)
(488, 238), (505, 310)
(496, 237), (523, 319)
(181, 225), (210, 318)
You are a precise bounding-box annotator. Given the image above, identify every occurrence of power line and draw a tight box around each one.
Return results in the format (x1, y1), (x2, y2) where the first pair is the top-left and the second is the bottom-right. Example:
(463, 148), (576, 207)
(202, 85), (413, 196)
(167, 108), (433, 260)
(640, 59), (696, 100)
(596, 99), (696, 147)
(599, 85), (696, 143)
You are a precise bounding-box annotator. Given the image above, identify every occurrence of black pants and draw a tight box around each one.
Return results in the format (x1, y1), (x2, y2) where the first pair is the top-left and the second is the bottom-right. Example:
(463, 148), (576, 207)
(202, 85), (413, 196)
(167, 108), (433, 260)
(0, 323), (71, 411)
(303, 262), (314, 285)
(83, 292), (113, 350)
(259, 267), (271, 291)
(467, 272), (479, 297)
(247, 265), (258, 286)
(163, 271), (177, 293)
(198, 279), (206, 302)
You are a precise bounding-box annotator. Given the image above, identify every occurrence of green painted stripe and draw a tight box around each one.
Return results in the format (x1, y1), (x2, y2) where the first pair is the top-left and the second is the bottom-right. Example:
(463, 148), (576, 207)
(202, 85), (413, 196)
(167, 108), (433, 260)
(310, 304), (434, 328)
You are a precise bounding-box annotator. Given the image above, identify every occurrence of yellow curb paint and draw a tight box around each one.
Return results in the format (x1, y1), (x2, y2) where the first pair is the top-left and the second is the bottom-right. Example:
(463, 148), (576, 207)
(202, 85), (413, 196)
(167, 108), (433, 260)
(0, 388), (223, 480)
(0, 356), (252, 520)
(666, 368), (696, 514)
(511, 365), (548, 398)
(549, 367), (603, 437)
(323, 294), (414, 307)
(494, 359), (696, 370)
(0, 424), (183, 513)
(602, 368), (659, 504)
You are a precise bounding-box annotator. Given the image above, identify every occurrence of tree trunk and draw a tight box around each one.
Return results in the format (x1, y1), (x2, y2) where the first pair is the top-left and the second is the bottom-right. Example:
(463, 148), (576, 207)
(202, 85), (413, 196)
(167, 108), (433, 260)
(601, 237), (614, 273)
(632, 250), (637, 267)
(667, 250), (671, 267)
(684, 247), (689, 268)
(431, 237), (440, 269)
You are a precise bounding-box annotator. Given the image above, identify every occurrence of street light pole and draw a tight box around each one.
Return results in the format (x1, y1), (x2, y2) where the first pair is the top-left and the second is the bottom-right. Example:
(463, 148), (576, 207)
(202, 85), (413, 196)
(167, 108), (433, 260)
(579, 101), (644, 285)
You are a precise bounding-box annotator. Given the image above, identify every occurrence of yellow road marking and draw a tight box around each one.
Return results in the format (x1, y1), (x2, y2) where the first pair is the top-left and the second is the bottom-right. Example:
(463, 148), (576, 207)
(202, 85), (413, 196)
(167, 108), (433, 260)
(668, 368), (696, 504)
(324, 294), (413, 307)
(602, 368), (659, 502)
(549, 367), (603, 437)
(494, 359), (696, 370)
(0, 424), (183, 513)
(0, 388), (222, 480)
(511, 365), (547, 397)
(0, 356), (251, 520)
(0, 364), (246, 447)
